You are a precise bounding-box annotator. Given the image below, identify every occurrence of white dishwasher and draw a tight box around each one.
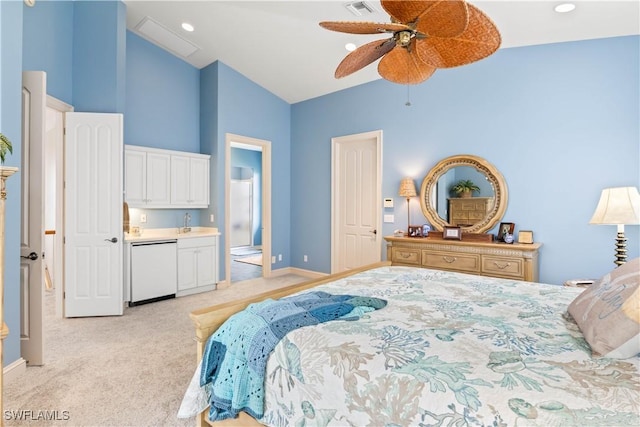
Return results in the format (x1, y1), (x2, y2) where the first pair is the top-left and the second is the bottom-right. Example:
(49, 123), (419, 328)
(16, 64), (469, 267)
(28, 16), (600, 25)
(130, 239), (177, 306)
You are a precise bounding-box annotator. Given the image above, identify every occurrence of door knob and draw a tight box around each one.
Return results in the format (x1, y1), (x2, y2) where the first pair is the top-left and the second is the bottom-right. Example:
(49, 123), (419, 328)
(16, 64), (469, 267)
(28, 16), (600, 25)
(104, 237), (118, 243)
(370, 229), (377, 235)
(21, 252), (38, 261)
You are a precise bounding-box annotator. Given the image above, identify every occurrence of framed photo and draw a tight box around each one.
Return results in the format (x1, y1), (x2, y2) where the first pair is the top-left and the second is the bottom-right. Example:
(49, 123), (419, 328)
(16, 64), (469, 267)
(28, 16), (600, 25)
(408, 225), (423, 238)
(443, 226), (462, 240)
(498, 222), (515, 242)
(518, 230), (534, 244)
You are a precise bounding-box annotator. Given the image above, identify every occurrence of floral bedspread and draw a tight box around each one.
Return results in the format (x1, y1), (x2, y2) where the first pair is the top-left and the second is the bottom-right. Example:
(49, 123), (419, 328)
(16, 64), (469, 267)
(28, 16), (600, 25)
(257, 266), (640, 427)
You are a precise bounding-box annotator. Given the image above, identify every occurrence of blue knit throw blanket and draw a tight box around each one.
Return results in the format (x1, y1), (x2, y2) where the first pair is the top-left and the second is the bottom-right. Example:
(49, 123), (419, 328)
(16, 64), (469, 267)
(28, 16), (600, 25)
(200, 291), (387, 422)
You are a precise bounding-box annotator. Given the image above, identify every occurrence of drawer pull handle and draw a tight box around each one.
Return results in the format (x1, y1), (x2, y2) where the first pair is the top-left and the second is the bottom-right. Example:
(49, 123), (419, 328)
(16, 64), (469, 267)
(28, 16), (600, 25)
(442, 256), (457, 263)
(399, 252), (412, 259)
(493, 261), (511, 270)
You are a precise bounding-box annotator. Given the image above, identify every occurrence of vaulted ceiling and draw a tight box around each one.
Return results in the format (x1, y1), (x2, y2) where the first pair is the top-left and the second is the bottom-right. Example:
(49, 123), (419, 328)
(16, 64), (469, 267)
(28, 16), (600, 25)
(123, 1), (640, 104)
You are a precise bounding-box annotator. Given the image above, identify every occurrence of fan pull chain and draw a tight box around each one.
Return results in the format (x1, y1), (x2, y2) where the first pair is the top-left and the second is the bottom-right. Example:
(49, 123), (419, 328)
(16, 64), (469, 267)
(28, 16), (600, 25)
(405, 85), (411, 107)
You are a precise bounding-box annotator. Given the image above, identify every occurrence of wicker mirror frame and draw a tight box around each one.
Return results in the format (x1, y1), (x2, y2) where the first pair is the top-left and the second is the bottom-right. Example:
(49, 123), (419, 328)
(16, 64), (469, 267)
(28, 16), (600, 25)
(419, 154), (508, 234)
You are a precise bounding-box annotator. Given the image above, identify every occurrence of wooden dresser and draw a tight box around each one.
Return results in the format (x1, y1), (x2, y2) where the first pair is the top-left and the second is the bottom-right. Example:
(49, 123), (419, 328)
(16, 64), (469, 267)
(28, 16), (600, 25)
(384, 235), (541, 282)
(448, 197), (492, 227)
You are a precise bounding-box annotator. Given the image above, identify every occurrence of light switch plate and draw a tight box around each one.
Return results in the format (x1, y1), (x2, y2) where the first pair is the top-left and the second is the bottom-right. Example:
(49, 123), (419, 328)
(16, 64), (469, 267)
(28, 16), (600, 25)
(384, 214), (394, 223)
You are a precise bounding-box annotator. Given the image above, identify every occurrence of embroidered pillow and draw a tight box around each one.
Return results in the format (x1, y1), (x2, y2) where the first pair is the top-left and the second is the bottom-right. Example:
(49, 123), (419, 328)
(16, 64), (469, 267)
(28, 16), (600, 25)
(567, 257), (640, 359)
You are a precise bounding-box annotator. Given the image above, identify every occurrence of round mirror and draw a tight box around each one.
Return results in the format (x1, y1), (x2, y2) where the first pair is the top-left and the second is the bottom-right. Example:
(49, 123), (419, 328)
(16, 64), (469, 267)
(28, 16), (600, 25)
(419, 154), (508, 234)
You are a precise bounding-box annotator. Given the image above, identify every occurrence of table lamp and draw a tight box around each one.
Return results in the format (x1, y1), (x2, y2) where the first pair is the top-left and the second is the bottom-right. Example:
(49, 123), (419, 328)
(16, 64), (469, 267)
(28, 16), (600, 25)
(589, 186), (640, 266)
(398, 177), (417, 235)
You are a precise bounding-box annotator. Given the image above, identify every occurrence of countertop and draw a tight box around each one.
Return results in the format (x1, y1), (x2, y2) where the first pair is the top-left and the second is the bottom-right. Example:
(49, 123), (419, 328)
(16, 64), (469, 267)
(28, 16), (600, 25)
(124, 227), (220, 243)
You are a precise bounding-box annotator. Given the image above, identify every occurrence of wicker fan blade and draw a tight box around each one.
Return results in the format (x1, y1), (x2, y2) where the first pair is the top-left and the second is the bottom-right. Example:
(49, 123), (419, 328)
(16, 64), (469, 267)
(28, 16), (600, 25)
(415, 4), (501, 68)
(381, 0), (468, 37)
(378, 41), (436, 85)
(335, 38), (396, 78)
(319, 21), (409, 34)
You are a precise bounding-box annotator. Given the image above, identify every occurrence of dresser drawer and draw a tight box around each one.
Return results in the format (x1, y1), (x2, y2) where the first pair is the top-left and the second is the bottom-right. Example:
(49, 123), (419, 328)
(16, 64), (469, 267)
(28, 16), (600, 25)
(482, 256), (524, 279)
(422, 250), (481, 274)
(391, 247), (421, 265)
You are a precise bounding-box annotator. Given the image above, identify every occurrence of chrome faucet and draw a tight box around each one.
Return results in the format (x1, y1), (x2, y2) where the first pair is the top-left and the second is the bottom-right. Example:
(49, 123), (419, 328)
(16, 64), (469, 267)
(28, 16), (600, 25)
(182, 212), (191, 233)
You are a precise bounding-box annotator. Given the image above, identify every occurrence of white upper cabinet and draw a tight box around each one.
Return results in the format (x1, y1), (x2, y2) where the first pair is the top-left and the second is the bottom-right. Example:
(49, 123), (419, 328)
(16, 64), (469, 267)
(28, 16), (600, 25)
(124, 145), (210, 209)
(170, 154), (210, 207)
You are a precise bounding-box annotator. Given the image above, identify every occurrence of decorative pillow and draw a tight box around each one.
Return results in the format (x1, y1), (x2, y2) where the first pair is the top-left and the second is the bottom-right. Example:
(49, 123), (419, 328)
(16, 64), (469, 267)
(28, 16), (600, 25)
(567, 257), (640, 359)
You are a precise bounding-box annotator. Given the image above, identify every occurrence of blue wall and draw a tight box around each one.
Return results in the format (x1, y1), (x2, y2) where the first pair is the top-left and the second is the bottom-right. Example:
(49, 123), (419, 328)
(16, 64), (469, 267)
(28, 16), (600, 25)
(125, 32), (200, 151)
(203, 62), (291, 278)
(1, 0), (25, 367)
(291, 36), (640, 284)
(22, 0), (73, 104)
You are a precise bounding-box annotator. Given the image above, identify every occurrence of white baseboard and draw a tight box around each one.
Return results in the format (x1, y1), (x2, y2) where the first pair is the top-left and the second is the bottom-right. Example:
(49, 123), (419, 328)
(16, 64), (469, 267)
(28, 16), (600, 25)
(277, 266), (327, 279)
(3, 357), (26, 384)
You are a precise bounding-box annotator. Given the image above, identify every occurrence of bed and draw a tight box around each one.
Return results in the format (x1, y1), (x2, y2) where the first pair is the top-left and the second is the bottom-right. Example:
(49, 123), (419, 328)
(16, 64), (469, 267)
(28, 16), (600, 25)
(180, 260), (640, 427)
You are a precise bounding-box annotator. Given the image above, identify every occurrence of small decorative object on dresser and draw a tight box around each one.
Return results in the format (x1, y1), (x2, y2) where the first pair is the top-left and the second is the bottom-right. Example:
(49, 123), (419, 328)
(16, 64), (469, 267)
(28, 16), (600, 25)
(408, 225), (423, 238)
(443, 226), (462, 240)
(422, 224), (431, 237)
(518, 230), (534, 244)
(497, 222), (515, 242)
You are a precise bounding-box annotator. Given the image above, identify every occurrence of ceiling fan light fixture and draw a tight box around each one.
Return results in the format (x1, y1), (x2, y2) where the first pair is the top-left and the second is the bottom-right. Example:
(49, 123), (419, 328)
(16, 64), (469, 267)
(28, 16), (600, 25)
(345, 43), (357, 52)
(554, 3), (576, 13)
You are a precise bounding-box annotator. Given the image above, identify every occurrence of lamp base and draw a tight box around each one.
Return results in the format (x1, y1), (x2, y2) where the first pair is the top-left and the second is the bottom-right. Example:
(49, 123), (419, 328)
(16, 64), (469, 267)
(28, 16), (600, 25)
(614, 231), (627, 266)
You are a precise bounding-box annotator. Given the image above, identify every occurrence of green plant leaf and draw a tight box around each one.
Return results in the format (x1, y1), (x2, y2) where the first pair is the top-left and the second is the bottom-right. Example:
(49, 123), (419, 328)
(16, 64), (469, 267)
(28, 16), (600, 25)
(0, 132), (13, 164)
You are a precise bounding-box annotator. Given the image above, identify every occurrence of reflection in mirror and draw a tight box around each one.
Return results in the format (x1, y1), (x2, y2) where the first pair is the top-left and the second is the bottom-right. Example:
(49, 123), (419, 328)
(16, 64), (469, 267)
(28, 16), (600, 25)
(420, 155), (508, 234)
(435, 166), (495, 223)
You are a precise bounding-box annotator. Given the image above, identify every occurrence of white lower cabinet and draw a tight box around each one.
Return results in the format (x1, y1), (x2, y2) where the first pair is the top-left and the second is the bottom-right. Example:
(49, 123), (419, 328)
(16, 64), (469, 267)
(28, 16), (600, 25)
(177, 236), (219, 296)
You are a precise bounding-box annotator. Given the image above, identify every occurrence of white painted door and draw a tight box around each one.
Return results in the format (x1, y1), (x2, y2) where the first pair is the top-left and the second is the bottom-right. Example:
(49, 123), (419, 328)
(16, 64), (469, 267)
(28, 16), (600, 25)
(64, 112), (123, 317)
(21, 71), (46, 365)
(331, 130), (382, 273)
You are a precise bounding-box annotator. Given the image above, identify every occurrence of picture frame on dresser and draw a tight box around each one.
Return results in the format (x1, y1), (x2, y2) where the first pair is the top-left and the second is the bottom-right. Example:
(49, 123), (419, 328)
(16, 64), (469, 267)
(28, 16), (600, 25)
(498, 222), (515, 242)
(443, 226), (462, 240)
(408, 225), (423, 238)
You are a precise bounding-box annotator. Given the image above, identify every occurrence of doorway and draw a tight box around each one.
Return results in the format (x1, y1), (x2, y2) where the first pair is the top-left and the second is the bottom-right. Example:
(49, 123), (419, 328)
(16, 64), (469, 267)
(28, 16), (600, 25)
(224, 134), (272, 285)
(45, 96), (73, 319)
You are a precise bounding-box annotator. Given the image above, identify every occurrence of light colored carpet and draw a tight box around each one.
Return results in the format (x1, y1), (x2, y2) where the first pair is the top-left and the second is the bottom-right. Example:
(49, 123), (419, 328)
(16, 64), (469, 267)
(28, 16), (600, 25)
(234, 255), (262, 266)
(3, 273), (308, 426)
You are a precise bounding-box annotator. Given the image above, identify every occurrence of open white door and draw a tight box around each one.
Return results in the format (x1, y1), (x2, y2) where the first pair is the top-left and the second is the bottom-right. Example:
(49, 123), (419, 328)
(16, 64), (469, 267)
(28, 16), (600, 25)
(64, 112), (123, 317)
(20, 71), (46, 365)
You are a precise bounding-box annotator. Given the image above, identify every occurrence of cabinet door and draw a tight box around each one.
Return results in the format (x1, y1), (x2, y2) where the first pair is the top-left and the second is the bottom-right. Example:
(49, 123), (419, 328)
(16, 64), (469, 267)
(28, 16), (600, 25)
(124, 149), (147, 206)
(189, 157), (210, 207)
(196, 245), (217, 286)
(146, 153), (171, 206)
(171, 155), (190, 205)
(177, 248), (197, 291)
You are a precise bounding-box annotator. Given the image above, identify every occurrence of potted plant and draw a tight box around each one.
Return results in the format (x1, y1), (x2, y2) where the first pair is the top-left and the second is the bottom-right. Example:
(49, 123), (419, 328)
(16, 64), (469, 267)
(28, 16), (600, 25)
(451, 179), (480, 198)
(0, 133), (13, 164)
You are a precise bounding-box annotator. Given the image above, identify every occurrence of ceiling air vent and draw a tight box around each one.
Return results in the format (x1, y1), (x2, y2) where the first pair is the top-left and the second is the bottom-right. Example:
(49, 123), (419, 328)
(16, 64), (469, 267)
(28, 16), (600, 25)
(135, 16), (200, 58)
(345, 1), (376, 16)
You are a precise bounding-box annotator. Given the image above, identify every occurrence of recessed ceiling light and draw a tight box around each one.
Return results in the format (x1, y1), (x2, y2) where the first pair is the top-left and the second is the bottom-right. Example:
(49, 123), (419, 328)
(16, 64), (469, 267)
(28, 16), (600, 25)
(345, 43), (357, 52)
(181, 22), (194, 32)
(554, 3), (576, 13)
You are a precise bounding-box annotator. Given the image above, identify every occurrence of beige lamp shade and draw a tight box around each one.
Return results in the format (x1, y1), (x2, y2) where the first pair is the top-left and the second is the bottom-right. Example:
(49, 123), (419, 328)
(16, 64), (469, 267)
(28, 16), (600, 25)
(399, 177), (417, 198)
(589, 187), (640, 226)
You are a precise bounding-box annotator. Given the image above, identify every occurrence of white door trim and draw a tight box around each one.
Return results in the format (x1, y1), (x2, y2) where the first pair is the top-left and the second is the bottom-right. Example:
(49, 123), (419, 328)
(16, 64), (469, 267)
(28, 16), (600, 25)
(331, 130), (383, 274)
(46, 95), (73, 319)
(224, 133), (272, 284)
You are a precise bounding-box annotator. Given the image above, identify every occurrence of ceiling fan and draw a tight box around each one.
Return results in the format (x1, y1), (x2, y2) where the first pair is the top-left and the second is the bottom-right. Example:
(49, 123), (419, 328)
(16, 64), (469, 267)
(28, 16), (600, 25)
(319, 0), (501, 85)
